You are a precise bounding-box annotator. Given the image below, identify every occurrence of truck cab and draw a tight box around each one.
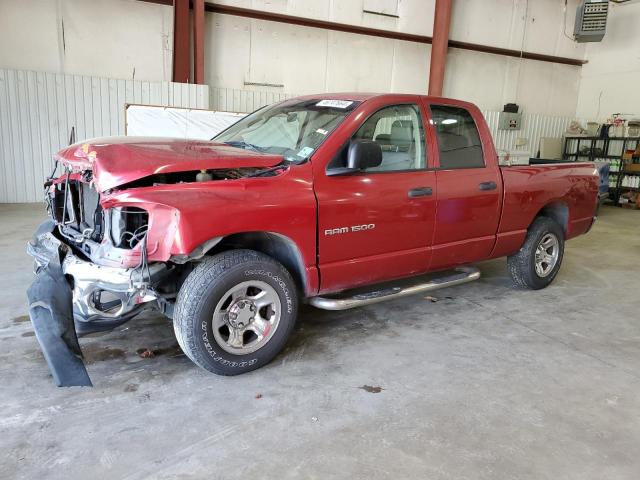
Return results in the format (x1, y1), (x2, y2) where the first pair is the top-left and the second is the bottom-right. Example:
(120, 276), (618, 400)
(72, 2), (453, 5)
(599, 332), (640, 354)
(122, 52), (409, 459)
(311, 94), (503, 292)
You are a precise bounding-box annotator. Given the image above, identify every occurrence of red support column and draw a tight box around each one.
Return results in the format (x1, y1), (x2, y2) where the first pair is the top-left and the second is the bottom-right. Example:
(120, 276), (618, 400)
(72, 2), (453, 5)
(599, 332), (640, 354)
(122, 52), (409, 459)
(193, 0), (205, 84)
(428, 0), (453, 96)
(172, 0), (190, 83)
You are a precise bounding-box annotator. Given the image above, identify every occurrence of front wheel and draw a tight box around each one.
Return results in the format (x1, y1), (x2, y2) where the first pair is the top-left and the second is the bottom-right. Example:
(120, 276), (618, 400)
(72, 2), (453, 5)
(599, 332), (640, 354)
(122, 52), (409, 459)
(508, 217), (565, 290)
(173, 249), (298, 375)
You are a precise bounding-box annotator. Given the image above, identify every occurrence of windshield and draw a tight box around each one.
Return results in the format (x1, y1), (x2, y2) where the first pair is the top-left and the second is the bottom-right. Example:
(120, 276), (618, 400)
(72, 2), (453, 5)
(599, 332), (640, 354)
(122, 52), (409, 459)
(213, 99), (359, 163)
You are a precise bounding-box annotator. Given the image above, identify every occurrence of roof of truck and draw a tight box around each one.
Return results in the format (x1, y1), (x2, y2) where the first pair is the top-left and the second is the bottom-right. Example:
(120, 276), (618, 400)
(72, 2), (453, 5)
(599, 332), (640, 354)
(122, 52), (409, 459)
(292, 91), (463, 105)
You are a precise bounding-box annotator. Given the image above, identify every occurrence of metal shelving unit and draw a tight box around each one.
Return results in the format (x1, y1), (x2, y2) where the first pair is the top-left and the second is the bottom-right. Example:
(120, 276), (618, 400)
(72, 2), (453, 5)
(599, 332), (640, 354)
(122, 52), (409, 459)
(563, 136), (640, 205)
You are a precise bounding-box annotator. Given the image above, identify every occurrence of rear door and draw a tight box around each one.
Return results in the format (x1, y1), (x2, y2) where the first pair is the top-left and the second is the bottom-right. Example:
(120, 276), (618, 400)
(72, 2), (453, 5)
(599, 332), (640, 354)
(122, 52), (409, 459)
(425, 101), (503, 270)
(314, 99), (437, 293)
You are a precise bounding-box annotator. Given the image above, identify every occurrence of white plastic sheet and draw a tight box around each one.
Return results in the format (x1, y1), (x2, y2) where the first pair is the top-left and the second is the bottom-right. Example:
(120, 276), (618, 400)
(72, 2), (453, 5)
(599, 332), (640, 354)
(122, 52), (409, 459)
(125, 104), (246, 139)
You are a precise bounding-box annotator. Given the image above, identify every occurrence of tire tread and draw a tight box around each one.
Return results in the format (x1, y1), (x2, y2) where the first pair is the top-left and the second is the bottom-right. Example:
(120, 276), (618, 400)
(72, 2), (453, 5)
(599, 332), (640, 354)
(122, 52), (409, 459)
(507, 216), (564, 290)
(173, 249), (296, 375)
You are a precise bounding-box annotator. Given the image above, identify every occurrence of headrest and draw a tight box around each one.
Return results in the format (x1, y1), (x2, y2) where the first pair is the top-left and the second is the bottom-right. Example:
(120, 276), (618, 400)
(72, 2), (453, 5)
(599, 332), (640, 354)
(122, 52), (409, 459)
(391, 120), (413, 144)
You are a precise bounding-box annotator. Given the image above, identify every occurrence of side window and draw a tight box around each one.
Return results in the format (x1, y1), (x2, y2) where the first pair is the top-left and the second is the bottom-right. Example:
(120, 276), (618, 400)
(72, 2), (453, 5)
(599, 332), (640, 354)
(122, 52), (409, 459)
(430, 105), (484, 169)
(353, 104), (426, 172)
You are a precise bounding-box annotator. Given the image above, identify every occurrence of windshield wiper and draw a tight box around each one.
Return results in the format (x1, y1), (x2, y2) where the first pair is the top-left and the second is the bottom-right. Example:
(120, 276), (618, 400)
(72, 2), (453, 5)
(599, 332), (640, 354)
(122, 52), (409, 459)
(223, 141), (265, 152)
(246, 162), (289, 178)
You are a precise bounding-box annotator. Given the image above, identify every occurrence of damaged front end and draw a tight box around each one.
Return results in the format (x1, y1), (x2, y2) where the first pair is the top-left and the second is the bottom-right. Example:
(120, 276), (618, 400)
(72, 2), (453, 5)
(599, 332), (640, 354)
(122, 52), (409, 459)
(26, 138), (286, 386)
(27, 172), (173, 386)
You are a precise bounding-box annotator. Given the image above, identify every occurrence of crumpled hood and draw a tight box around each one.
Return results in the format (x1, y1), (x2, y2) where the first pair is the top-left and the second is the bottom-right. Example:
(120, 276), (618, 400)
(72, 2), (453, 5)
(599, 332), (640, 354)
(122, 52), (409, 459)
(55, 136), (283, 192)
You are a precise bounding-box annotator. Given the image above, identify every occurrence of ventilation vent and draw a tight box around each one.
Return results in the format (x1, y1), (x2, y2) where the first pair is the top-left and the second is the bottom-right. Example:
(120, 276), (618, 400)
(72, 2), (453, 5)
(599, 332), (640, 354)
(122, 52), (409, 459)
(574, 1), (609, 42)
(582, 2), (608, 31)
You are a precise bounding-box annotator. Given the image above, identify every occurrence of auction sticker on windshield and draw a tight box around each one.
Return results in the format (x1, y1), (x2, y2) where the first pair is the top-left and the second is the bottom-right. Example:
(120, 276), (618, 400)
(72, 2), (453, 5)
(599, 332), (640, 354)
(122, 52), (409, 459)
(297, 146), (315, 158)
(316, 100), (353, 109)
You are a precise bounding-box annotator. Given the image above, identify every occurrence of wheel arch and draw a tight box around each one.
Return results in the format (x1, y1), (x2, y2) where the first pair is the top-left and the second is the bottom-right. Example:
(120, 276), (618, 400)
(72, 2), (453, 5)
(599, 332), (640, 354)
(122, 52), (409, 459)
(207, 231), (309, 296)
(533, 202), (569, 237)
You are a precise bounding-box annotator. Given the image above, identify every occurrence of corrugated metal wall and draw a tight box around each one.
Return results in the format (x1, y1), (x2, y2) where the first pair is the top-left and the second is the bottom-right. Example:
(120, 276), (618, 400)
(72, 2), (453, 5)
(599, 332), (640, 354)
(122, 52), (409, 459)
(210, 86), (294, 114)
(0, 69), (209, 203)
(482, 110), (575, 156)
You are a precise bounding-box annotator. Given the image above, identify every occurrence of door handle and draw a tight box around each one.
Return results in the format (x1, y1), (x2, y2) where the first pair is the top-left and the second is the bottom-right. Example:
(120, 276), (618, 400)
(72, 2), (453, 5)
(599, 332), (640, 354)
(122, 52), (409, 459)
(408, 187), (433, 198)
(479, 181), (497, 191)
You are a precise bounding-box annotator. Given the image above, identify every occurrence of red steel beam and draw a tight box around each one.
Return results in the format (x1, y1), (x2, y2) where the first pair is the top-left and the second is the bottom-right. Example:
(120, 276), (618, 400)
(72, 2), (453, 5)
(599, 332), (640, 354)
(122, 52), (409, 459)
(193, 0), (205, 84)
(173, 0), (191, 83)
(428, 0), (453, 96)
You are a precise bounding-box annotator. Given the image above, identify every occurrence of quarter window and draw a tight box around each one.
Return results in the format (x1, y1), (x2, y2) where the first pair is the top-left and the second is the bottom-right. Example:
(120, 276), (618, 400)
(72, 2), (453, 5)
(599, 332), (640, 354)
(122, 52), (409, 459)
(430, 105), (484, 169)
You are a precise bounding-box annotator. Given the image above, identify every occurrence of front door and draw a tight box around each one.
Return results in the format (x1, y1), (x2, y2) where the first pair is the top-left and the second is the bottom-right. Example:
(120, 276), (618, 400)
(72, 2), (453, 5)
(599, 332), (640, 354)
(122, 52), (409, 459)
(314, 101), (437, 293)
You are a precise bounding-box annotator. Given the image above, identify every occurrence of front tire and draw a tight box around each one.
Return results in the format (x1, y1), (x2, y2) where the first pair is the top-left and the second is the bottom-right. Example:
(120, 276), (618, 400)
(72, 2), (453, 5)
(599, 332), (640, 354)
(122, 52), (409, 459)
(508, 217), (565, 290)
(173, 249), (298, 376)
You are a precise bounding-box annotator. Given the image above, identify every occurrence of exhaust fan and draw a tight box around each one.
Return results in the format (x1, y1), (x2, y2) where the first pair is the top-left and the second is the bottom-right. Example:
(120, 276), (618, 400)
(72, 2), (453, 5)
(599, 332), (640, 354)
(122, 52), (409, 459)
(574, 0), (609, 42)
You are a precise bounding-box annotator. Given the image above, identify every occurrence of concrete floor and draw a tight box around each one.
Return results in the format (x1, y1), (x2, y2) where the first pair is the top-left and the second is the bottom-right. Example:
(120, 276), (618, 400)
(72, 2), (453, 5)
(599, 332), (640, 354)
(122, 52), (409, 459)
(1, 203), (639, 480)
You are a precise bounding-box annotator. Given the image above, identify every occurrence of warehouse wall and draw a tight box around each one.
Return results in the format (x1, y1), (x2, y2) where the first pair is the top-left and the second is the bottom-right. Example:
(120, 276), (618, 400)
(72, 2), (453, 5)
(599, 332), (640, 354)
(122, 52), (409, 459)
(207, 0), (586, 116)
(0, 0), (173, 82)
(1, 0), (586, 117)
(575, 2), (640, 122)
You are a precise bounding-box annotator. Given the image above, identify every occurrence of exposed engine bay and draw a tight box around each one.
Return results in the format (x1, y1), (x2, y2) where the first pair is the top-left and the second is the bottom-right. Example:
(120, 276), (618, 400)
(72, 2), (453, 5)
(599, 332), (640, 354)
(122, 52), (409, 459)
(115, 167), (270, 190)
(48, 166), (276, 250)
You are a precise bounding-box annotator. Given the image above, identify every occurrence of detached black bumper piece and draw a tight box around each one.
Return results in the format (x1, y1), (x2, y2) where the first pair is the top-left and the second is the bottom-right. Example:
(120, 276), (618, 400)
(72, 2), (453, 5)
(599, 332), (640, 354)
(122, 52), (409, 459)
(26, 228), (92, 387)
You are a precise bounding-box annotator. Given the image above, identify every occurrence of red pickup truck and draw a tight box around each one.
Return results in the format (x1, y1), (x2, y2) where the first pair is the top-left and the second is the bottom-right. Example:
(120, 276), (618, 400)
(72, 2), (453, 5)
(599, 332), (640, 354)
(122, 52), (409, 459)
(27, 93), (599, 386)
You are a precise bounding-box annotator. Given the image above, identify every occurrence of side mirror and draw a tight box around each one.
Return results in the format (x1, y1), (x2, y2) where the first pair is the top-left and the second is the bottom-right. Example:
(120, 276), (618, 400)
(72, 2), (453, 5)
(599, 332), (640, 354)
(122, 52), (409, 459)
(327, 139), (383, 176)
(347, 139), (383, 170)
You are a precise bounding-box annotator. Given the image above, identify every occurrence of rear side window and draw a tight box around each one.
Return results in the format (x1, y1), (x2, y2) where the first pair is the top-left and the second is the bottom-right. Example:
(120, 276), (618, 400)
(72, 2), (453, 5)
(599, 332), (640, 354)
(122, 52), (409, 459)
(430, 105), (484, 169)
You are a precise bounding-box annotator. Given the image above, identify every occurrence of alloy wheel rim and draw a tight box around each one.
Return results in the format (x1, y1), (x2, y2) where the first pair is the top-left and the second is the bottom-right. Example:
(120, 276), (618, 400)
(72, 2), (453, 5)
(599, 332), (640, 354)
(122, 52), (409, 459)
(534, 233), (560, 278)
(212, 280), (281, 355)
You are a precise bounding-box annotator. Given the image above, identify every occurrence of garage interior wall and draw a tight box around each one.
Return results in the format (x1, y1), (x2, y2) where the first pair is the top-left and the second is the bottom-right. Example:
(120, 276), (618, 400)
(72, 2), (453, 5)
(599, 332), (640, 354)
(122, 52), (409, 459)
(206, 0), (586, 117)
(575, 1), (640, 122)
(1, 0), (586, 116)
(0, 0), (173, 82)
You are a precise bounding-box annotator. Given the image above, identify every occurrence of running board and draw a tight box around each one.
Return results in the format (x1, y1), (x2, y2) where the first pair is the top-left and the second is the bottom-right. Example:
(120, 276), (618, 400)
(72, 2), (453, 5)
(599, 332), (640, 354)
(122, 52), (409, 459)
(309, 266), (481, 311)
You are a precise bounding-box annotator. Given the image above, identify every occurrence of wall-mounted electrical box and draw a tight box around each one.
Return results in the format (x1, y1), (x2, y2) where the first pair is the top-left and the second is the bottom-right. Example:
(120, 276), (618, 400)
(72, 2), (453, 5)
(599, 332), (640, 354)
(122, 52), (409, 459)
(574, 0), (609, 43)
(498, 112), (522, 131)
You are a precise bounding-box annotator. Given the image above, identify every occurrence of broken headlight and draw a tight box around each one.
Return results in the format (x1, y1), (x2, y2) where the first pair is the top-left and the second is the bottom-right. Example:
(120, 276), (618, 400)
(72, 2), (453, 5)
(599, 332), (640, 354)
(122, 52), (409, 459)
(109, 207), (148, 249)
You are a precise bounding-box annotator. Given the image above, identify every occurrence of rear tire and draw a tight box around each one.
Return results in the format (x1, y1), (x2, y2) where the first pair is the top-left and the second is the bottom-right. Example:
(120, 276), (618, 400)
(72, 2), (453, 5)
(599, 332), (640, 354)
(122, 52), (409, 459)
(508, 217), (565, 290)
(173, 249), (298, 376)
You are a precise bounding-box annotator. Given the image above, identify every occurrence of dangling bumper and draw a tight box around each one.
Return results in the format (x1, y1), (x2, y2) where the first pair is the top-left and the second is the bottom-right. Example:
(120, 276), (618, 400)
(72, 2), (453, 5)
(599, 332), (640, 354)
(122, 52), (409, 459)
(26, 220), (166, 387)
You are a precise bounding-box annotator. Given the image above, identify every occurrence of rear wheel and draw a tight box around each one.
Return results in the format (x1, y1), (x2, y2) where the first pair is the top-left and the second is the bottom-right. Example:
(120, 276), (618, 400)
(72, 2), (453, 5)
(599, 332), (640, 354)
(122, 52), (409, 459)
(508, 217), (565, 290)
(173, 249), (298, 375)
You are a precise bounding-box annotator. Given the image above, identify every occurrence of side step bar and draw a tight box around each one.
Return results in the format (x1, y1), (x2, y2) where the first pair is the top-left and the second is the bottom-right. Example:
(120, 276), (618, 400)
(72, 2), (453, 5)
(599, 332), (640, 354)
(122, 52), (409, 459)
(309, 266), (481, 311)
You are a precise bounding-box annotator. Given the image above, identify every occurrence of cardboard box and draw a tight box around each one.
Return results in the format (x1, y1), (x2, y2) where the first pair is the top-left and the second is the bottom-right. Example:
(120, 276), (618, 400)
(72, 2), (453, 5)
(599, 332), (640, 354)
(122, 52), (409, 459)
(625, 163), (640, 173)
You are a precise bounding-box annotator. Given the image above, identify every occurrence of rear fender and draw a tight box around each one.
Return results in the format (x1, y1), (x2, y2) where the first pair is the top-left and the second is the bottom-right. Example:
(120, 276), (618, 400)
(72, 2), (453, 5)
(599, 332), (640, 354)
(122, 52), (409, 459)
(536, 202), (569, 237)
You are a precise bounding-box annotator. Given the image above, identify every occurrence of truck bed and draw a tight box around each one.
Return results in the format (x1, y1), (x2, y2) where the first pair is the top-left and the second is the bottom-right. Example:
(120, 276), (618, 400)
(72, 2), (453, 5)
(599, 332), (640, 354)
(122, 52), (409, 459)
(497, 161), (599, 249)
